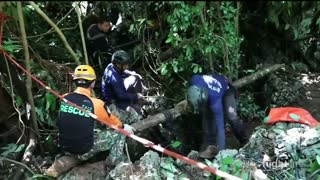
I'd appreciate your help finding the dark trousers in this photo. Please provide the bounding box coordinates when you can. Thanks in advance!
[200,87,247,150]
[223,87,248,144]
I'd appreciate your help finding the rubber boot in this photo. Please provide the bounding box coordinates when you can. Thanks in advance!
[45,154,81,177]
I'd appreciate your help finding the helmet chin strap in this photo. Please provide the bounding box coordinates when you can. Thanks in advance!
[114,63,125,72]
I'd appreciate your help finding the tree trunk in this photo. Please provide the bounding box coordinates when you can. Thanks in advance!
[11,2,40,179]
[75,2,89,65]
[17,1,39,141]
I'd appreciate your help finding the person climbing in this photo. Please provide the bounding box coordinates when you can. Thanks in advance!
[86,16,114,72]
[45,65,136,177]
[186,74,248,159]
[101,50,149,116]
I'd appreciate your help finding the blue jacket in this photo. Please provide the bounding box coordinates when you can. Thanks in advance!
[190,74,229,150]
[101,63,138,109]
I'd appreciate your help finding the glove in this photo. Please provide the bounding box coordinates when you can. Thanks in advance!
[137,93,144,100]
[123,124,136,134]
[137,93,151,105]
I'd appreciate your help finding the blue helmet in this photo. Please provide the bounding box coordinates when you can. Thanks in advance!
[111,50,132,65]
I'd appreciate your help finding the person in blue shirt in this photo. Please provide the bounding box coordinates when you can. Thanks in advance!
[187,74,248,159]
[101,50,148,115]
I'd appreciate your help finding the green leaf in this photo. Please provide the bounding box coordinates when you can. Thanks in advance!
[165,37,173,44]
[272,128,285,134]
[45,93,56,111]
[161,163,179,173]
[1,143,18,156]
[240,172,250,180]
[32,173,55,180]
[234,159,243,169]
[46,135,54,145]
[128,24,135,33]
[263,116,270,123]
[146,20,154,26]
[16,96,24,107]
[1,143,16,150]
[222,156,234,165]
[173,65,178,73]
[310,161,320,172]
[36,107,45,122]
[317,155,320,165]
[205,159,213,167]
[160,65,168,76]
[14,144,25,153]
[289,113,300,121]
[313,148,320,155]
[171,141,182,148]
[285,24,290,30]
[193,65,199,73]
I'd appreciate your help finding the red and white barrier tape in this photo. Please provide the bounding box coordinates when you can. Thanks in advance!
[0,50,241,180]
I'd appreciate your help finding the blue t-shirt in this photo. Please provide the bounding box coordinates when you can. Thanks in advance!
[190,74,229,99]
[101,63,138,108]
[190,74,229,150]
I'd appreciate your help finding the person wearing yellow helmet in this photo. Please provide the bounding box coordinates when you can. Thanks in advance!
[45,65,136,177]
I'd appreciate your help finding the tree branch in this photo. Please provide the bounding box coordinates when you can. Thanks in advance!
[232,64,285,88]
[17,1,39,141]
[159,38,195,61]
[0,156,35,175]
[28,1,80,65]
[75,2,88,65]
[11,3,39,179]
[27,26,77,39]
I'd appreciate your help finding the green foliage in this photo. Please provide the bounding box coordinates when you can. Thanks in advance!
[204,156,250,180]
[0,143,25,157]
[266,1,320,41]
[2,39,22,54]
[160,157,179,179]
[34,91,58,128]
[170,140,182,148]
[163,2,242,79]
[238,91,265,121]
[128,2,242,98]
[310,148,320,173]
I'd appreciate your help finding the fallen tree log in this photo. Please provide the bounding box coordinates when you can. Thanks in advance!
[132,63,285,132]
[232,63,285,88]
[132,100,187,132]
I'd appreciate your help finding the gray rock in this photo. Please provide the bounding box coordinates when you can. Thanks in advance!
[106,150,161,180]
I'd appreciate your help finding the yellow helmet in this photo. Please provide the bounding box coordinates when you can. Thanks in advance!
[73,65,96,81]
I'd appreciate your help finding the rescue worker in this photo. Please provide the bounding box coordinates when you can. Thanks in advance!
[45,65,135,177]
[101,50,149,116]
[187,74,248,159]
[86,16,114,71]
